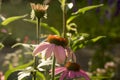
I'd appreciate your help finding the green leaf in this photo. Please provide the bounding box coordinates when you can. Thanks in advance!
[67,15,78,24]
[23,19,60,35]
[1,14,28,26]
[41,23,60,35]
[72,4,103,15]
[91,36,106,42]
[12,43,36,50]
[67,4,103,24]
[36,71,46,80]
[23,19,36,24]
[5,60,34,80]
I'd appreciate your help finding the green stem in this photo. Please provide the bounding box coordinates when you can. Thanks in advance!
[36,17,41,44]
[62,8,67,38]
[33,17,41,80]
[51,55,56,80]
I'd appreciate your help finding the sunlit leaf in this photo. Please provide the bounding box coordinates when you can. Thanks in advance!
[91,36,106,42]
[67,4,103,24]
[67,15,78,24]
[72,4,103,15]
[36,71,46,80]
[23,19,60,35]
[1,14,28,26]
[5,60,34,80]
[12,43,37,50]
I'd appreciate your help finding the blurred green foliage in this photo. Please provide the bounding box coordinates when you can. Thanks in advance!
[0,0,120,40]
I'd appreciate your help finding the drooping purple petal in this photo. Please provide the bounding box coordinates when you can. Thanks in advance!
[33,42,50,56]
[78,70,90,80]
[60,71,68,80]
[66,48,76,62]
[45,43,55,58]
[68,71,76,79]
[54,46,66,64]
[54,67,66,75]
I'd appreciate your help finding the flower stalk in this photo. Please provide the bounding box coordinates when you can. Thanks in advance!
[62,0,67,38]
[62,9,66,38]
[51,55,56,80]
[36,17,41,44]
[33,17,41,80]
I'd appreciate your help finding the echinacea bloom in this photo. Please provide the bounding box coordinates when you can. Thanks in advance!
[55,62,90,80]
[33,35,68,64]
[30,3,49,18]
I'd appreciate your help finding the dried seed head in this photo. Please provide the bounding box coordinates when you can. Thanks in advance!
[30,3,49,18]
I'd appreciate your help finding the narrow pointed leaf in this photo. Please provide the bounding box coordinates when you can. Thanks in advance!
[67,4,103,24]
[91,36,106,42]
[67,15,78,24]
[1,14,28,26]
[23,19,60,35]
[12,43,36,50]
[72,4,103,15]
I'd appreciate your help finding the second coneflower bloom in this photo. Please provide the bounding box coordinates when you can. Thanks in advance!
[55,62,90,80]
[33,35,68,64]
[30,3,49,18]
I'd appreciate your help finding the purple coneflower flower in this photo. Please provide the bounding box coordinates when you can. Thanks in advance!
[33,35,68,64]
[55,62,90,80]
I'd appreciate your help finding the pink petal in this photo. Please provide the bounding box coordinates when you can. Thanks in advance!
[55,67,66,75]
[78,70,90,80]
[60,71,68,80]
[54,46,66,64]
[33,42,50,56]
[66,48,76,62]
[67,71,76,79]
[45,44,55,59]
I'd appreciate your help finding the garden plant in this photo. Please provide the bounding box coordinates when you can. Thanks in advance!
[0,0,117,80]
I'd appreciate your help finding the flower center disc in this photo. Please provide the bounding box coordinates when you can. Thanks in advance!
[65,62,80,71]
[47,35,68,47]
